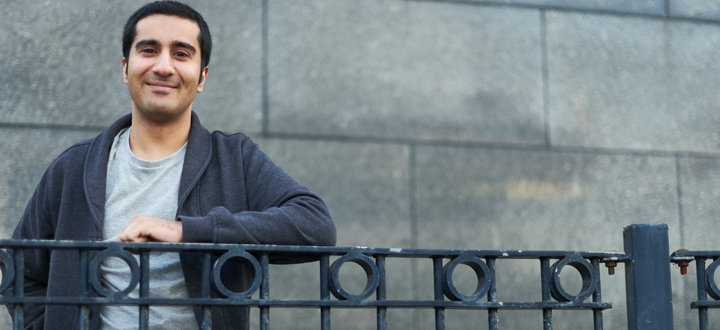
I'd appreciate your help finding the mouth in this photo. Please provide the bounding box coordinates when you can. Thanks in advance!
[146,81,178,93]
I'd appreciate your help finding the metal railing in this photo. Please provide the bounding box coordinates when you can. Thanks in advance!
[0,224,689,329]
[671,249,720,330]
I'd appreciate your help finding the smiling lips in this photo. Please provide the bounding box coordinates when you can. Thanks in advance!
[145,79,179,92]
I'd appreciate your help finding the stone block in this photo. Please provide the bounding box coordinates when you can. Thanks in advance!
[414,146,679,250]
[188,0,264,134]
[670,0,720,20]
[414,145,680,328]
[467,0,665,15]
[663,21,720,152]
[268,0,544,144]
[0,1,128,126]
[256,138,411,248]
[678,157,720,250]
[252,257,416,330]
[547,12,720,152]
[255,138,413,329]
[0,0,263,134]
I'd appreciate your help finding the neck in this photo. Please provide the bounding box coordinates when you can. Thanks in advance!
[128,109,191,161]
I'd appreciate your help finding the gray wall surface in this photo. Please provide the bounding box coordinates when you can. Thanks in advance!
[1,0,719,328]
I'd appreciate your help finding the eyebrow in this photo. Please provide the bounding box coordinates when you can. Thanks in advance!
[134,39,197,54]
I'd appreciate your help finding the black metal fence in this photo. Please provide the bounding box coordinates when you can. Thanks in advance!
[0,224,708,329]
[671,249,720,330]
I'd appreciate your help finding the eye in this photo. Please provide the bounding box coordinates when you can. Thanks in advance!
[140,48,156,54]
[175,51,190,58]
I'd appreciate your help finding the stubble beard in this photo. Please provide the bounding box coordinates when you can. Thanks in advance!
[132,75,195,125]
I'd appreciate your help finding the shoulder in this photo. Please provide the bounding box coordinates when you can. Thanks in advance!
[43,123,113,180]
[210,130,252,143]
[207,131,276,168]
[209,131,259,153]
[46,138,93,172]
[29,137,95,209]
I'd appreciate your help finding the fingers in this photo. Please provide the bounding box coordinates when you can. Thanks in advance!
[117,214,148,242]
[117,214,183,243]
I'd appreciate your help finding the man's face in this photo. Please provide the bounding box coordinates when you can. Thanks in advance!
[122,14,208,123]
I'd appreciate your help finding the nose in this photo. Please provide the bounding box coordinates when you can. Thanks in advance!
[152,51,174,76]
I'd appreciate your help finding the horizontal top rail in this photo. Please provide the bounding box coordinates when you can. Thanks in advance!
[0,239,628,261]
[672,250,720,258]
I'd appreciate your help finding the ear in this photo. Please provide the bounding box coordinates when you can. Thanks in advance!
[122,58,128,85]
[196,66,209,93]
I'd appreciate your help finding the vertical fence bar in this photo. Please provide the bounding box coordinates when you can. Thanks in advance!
[433,257,445,330]
[540,258,552,330]
[696,257,708,330]
[591,258,603,330]
[260,252,270,330]
[486,257,498,330]
[623,224,673,330]
[139,251,150,330]
[12,249,24,330]
[200,252,212,330]
[320,255,331,330]
[78,249,89,330]
[376,255,387,330]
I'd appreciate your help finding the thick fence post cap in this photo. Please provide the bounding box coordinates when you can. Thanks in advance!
[623,223,673,330]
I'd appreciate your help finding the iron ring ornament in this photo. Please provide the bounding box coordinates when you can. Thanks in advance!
[329,250,380,301]
[90,245,140,300]
[704,258,720,300]
[442,254,492,302]
[549,253,598,302]
[212,247,262,299]
[0,249,14,294]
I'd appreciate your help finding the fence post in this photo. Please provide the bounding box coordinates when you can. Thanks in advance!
[623,224,673,330]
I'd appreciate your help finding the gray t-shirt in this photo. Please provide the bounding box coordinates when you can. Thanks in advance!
[100,127,198,330]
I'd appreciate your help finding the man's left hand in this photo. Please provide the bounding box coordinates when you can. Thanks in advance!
[117,214,183,243]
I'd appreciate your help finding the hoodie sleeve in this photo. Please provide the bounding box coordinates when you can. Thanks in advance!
[178,135,336,247]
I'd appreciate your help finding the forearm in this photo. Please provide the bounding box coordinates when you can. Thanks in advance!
[179,196,335,246]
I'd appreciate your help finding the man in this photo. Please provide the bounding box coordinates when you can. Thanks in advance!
[7,1,336,329]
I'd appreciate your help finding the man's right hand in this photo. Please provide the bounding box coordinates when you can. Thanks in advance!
[117,214,183,243]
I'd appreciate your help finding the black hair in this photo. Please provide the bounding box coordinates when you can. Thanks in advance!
[122,1,212,79]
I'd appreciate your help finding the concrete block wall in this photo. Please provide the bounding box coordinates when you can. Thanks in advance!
[2,0,720,328]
